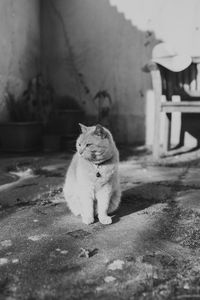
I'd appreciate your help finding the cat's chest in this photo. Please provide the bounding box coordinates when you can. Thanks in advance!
[90,163,114,181]
[78,159,115,183]
[93,164,111,179]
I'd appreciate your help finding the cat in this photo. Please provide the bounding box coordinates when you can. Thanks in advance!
[63,123,121,225]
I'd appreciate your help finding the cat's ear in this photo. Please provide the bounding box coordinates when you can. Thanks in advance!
[94,124,107,138]
[79,123,88,133]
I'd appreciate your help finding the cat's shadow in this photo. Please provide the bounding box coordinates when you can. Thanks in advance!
[110,187,159,224]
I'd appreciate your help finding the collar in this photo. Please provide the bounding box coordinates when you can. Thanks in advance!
[93,156,113,166]
[93,156,113,178]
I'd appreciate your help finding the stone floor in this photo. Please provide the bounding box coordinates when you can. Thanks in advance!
[1,147,200,299]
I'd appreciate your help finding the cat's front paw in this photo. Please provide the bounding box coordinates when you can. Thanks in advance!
[99,215,112,225]
[82,216,94,225]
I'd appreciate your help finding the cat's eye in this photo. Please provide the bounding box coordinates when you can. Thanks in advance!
[86,143,92,147]
[78,143,81,147]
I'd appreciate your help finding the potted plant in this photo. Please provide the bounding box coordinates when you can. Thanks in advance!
[93,90,112,127]
[0,74,54,152]
[51,95,84,151]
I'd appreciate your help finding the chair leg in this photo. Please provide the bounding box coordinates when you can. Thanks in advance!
[163,113,171,153]
[153,110,161,160]
[150,65,162,160]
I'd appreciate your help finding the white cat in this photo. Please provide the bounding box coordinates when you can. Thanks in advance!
[63,124,121,225]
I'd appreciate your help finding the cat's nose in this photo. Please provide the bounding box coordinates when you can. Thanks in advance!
[79,149,84,155]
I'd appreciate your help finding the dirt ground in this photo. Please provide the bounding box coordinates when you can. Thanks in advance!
[1,147,200,300]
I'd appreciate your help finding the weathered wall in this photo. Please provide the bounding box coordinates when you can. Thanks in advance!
[0,0,40,121]
[41,0,200,146]
[41,0,152,145]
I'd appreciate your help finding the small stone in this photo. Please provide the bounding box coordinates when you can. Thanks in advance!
[108,259,125,270]
[12,258,19,264]
[33,219,39,223]
[28,234,47,241]
[96,287,104,292]
[0,240,12,248]
[183,282,190,290]
[0,258,8,265]
[56,248,61,252]
[60,250,68,255]
[104,276,116,283]
[28,235,41,241]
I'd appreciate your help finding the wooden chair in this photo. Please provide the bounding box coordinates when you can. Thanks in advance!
[148,57,200,159]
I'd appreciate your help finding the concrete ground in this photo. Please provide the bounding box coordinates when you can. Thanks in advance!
[1,147,200,299]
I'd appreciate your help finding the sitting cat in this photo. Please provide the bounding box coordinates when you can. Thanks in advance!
[63,124,121,225]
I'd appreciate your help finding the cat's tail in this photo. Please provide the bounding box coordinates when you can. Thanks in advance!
[108,188,121,215]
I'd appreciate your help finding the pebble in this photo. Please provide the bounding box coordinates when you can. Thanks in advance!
[28,234,47,241]
[0,240,12,248]
[183,282,190,290]
[96,287,104,292]
[28,235,41,241]
[108,259,125,270]
[60,250,68,255]
[104,276,116,283]
[0,258,8,265]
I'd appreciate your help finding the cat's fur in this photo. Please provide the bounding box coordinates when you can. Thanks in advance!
[63,124,121,225]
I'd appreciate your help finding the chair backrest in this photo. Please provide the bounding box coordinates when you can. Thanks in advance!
[158,62,200,100]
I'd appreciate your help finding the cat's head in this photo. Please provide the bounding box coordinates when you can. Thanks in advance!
[76,124,115,164]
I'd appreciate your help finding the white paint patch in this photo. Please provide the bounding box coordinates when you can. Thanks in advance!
[104,276,116,283]
[0,258,9,265]
[28,234,48,241]
[108,260,125,270]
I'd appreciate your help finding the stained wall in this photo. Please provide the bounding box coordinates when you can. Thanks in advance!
[0,0,40,120]
[41,0,152,144]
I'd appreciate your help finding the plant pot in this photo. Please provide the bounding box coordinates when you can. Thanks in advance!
[60,136,76,152]
[43,134,61,152]
[0,122,43,152]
